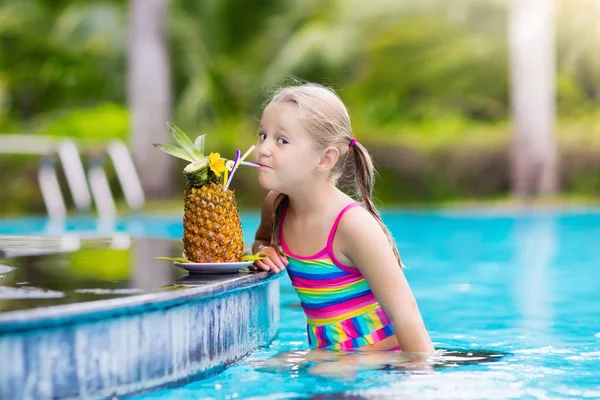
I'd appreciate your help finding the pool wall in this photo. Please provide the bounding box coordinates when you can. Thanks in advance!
[0,273,280,400]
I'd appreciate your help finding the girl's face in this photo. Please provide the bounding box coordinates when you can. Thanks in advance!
[254,101,321,193]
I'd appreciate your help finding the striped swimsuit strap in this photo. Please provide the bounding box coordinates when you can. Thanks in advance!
[279,202,397,350]
[279,201,362,270]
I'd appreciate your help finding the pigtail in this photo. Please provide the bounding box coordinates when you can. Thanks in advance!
[351,142,403,267]
[270,193,289,253]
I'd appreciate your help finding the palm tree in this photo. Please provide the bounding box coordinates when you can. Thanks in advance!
[128,0,173,197]
[508,0,558,197]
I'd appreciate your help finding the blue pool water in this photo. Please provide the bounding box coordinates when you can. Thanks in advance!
[2,209,600,399]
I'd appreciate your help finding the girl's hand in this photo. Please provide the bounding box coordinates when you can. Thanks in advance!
[252,246,288,273]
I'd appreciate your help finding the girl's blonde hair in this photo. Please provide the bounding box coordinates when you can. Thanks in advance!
[267,82,402,266]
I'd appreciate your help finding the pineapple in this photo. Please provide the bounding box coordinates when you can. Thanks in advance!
[154,123,244,263]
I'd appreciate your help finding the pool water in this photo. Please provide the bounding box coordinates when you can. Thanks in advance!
[2,209,600,399]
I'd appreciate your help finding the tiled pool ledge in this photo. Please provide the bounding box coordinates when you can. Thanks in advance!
[0,237,281,400]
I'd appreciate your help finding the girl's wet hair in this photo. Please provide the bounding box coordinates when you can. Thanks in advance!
[266,82,402,266]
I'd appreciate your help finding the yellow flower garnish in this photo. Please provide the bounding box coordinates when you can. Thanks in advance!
[209,152,227,177]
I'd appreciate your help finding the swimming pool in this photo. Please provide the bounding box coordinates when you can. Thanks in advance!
[2,209,600,399]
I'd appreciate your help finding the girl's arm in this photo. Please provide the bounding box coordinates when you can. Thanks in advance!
[338,208,434,353]
[252,191,288,273]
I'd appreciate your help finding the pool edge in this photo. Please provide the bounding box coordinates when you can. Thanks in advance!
[0,273,281,400]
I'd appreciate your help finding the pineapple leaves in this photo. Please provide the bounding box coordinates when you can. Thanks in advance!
[155,256,191,263]
[153,143,195,162]
[241,252,268,262]
[166,122,203,160]
[159,284,190,291]
[194,134,206,157]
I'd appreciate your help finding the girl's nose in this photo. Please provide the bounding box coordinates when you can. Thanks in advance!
[255,141,271,159]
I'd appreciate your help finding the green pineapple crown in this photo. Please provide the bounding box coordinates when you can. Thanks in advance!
[154,122,222,187]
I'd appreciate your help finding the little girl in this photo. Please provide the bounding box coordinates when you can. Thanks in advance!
[251,83,433,353]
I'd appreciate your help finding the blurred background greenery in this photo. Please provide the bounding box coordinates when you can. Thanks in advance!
[0,0,599,216]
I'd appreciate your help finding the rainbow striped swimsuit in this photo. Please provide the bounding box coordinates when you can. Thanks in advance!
[280,202,396,350]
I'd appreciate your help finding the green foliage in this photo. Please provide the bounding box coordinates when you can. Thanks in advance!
[0,0,126,121]
[556,0,600,109]
[42,102,128,140]
[345,12,509,123]
[1,0,600,214]
[0,156,44,215]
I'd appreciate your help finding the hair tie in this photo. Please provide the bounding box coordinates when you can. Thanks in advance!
[349,138,357,148]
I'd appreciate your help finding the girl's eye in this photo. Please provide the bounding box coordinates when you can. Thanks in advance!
[258,132,266,140]
[277,138,289,145]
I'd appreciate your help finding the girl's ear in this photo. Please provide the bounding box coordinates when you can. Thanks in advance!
[317,146,340,171]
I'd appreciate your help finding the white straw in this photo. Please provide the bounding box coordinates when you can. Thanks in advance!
[240,145,255,163]
[223,145,255,191]
[240,161,260,168]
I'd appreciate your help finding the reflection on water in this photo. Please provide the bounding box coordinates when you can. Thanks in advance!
[132,238,175,292]
[74,288,145,295]
[0,238,188,312]
[511,217,557,347]
[0,286,65,299]
[251,348,507,379]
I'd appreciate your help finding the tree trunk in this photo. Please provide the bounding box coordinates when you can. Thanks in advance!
[508,0,558,198]
[128,0,174,198]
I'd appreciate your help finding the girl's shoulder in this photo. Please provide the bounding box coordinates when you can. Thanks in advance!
[337,202,375,227]
[328,191,372,230]
[334,203,387,245]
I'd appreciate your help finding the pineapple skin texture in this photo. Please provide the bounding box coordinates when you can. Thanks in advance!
[183,182,244,263]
